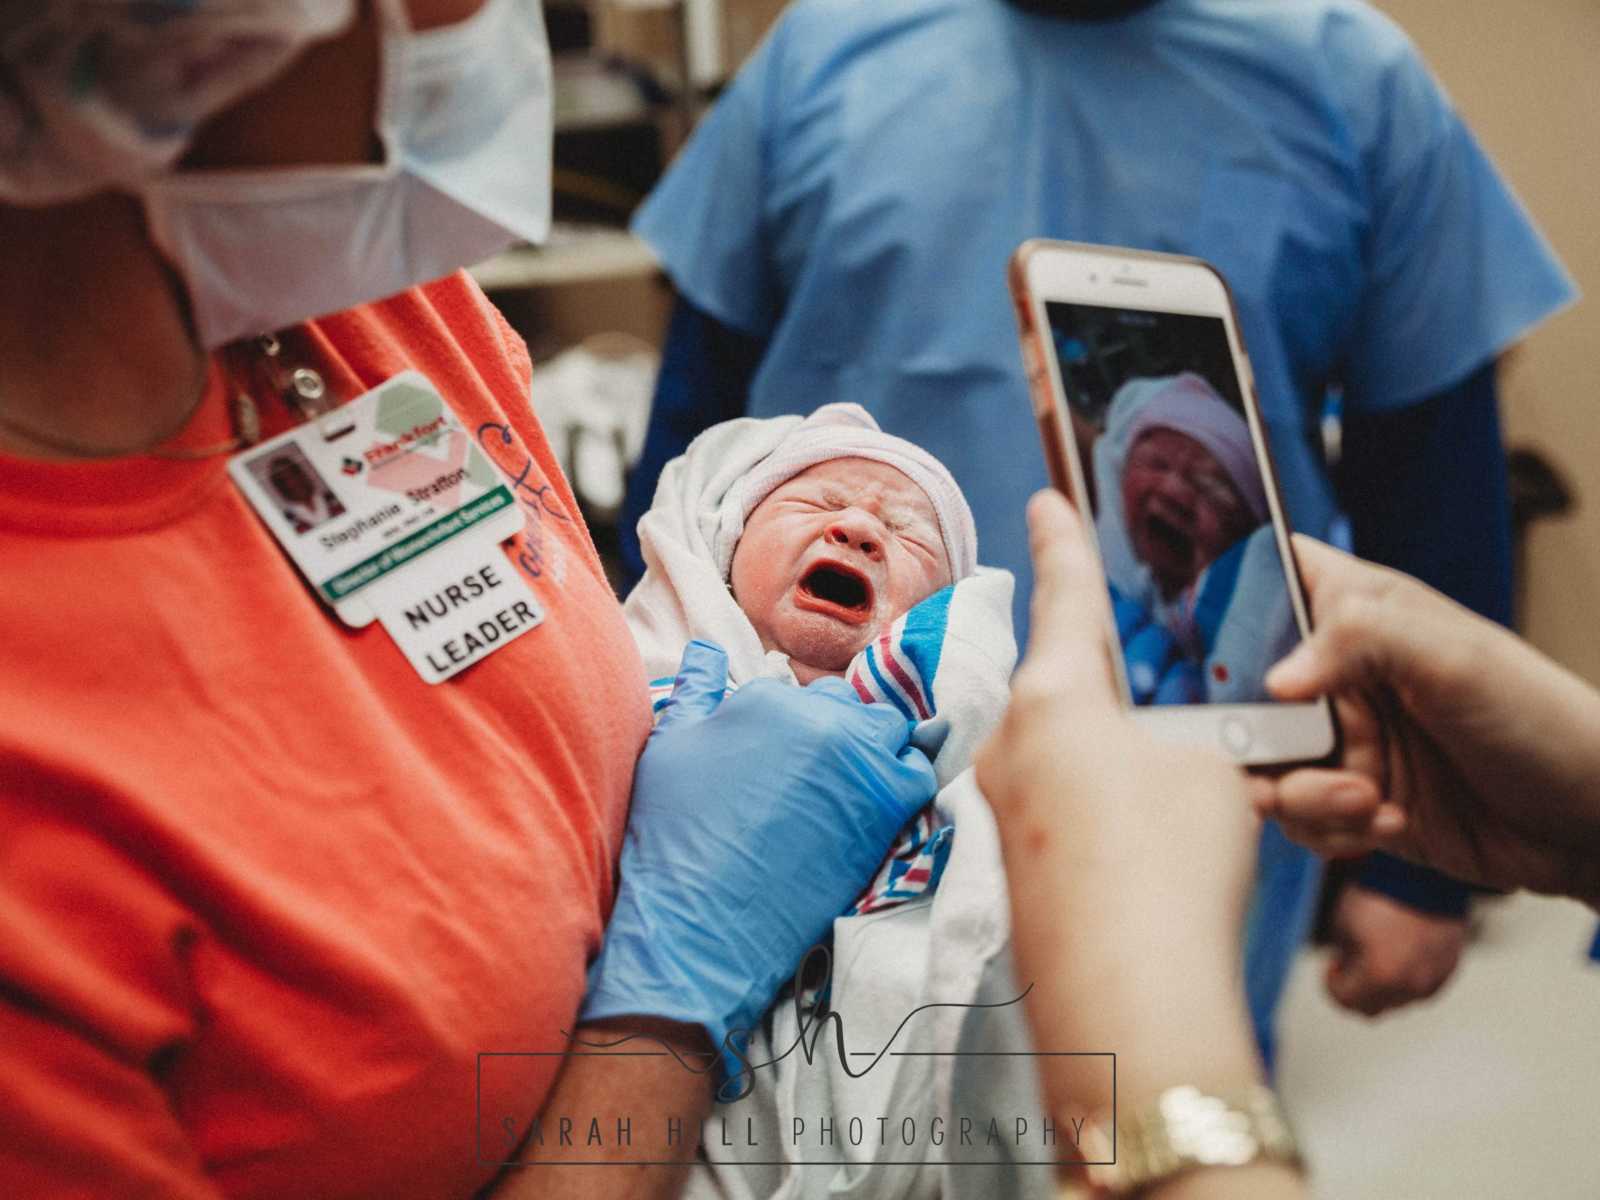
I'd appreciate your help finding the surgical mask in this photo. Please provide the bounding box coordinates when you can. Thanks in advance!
[141,0,553,348]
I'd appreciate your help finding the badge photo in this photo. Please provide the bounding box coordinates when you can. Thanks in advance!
[230,371,526,626]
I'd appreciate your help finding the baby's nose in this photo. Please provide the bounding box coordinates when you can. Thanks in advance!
[1155,470,1198,508]
[824,517,883,562]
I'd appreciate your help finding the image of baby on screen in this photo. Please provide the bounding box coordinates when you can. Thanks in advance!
[1046,298,1302,707]
[1091,371,1298,705]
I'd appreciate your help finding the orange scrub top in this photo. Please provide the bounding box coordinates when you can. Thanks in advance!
[0,274,652,1199]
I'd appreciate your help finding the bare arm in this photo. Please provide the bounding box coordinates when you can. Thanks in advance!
[980,491,1310,1200]
[1147,1165,1307,1199]
[488,1019,715,1200]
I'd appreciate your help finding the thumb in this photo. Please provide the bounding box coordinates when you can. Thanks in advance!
[885,744,940,826]
[1324,912,1367,1002]
[1266,536,1388,702]
[1325,945,1366,1007]
[654,640,730,730]
[1265,632,1342,704]
[1020,489,1119,704]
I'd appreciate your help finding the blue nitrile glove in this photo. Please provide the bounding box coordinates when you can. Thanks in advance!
[580,640,937,1086]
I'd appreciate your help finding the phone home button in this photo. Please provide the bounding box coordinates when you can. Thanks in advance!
[1219,716,1253,757]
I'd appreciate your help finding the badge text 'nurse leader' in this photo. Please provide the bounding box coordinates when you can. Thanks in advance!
[368,536,545,684]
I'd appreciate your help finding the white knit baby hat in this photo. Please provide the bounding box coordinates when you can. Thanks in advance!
[712,403,978,581]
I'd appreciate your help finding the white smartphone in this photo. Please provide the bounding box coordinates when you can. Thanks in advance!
[1009,239,1337,768]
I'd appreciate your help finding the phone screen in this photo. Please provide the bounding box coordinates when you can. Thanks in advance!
[1041,299,1304,707]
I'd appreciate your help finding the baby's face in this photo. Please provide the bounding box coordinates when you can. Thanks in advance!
[731,458,951,682]
[1121,427,1255,596]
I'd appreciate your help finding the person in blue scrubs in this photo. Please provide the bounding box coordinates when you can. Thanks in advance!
[620,0,1576,1058]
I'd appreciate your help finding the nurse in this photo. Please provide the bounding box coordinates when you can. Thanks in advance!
[0,4,935,1197]
[619,0,1575,1039]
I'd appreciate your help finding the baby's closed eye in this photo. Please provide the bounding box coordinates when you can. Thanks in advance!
[894,529,937,555]
[781,495,834,513]
[884,510,938,545]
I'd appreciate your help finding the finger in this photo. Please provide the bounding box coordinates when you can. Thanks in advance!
[1287,534,1392,607]
[1265,640,1363,703]
[1271,768,1382,827]
[654,640,729,730]
[804,673,917,752]
[1020,489,1119,704]
[1270,539,1451,707]
[886,744,940,823]
[1329,976,1393,1018]
[1267,537,1384,701]
[1371,804,1408,839]
[1245,775,1278,818]
[1278,817,1382,860]
[1269,765,1412,855]
[806,674,863,703]
[1334,967,1409,1018]
[1285,533,1354,598]
[1325,950,1374,1012]
[1265,614,1363,702]
[1325,944,1354,991]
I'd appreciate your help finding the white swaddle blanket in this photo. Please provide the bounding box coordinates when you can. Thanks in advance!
[624,412,1061,1200]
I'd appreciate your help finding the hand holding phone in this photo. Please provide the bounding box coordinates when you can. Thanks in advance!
[977,488,1265,1122]
[1009,239,1337,767]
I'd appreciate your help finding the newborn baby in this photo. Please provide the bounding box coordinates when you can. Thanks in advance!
[1093,372,1295,705]
[623,405,1033,1200]
[710,404,980,722]
[1120,423,1261,601]
[731,457,954,683]
[627,402,1004,762]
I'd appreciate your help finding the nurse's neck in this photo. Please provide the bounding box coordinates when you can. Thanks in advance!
[0,194,207,461]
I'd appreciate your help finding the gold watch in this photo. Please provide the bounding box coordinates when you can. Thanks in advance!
[1066,1084,1304,1197]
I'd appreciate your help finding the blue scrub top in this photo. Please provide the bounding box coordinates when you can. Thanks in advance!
[633,0,1575,1058]
[636,0,1573,640]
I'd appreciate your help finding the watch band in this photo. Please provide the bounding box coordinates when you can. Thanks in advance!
[1069,1083,1304,1197]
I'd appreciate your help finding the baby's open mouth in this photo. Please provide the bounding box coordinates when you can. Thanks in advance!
[794,561,875,624]
[1143,513,1194,564]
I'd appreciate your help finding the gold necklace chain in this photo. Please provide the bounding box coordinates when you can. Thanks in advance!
[0,361,217,460]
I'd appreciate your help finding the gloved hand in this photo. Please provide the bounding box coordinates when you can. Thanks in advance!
[580,640,937,1087]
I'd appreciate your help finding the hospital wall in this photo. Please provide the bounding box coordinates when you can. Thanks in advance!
[1378,0,1600,683]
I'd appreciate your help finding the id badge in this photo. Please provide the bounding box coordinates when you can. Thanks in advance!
[364,534,545,684]
[229,371,524,626]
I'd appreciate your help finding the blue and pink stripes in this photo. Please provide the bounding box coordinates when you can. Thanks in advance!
[846,807,953,916]
[646,585,960,918]
[847,585,952,723]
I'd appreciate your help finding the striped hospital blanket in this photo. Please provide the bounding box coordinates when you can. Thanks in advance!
[648,586,959,917]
